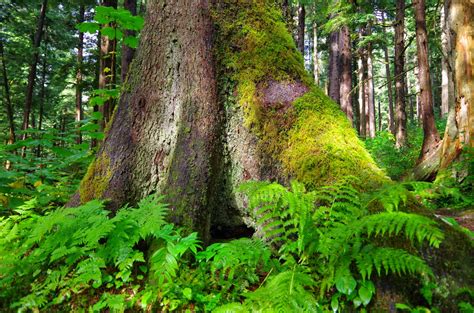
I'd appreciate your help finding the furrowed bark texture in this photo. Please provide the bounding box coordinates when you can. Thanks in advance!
[75,0,386,241]
[77,0,219,243]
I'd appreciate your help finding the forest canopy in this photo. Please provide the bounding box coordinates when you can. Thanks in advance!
[0,0,473,312]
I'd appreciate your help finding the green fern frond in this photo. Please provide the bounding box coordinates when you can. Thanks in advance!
[244,268,319,312]
[355,245,433,280]
[359,212,444,247]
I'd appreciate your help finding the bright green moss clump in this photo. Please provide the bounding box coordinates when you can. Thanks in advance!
[282,90,387,189]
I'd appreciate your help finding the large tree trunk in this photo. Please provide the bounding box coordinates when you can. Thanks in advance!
[439,0,474,168]
[414,0,441,162]
[0,41,15,146]
[99,0,118,131]
[21,0,47,144]
[72,0,386,242]
[76,5,85,144]
[395,0,407,148]
[340,25,353,125]
[121,0,137,83]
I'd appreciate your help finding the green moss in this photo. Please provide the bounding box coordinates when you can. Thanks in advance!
[213,0,387,191]
[213,0,312,129]
[79,151,112,203]
[281,90,387,189]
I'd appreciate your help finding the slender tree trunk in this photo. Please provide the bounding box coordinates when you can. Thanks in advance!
[395,0,407,148]
[37,55,47,157]
[414,0,441,160]
[99,0,118,131]
[121,0,137,82]
[21,0,47,145]
[378,100,382,131]
[440,0,454,117]
[340,25,353,125]
[312,22,319,85]
[367,37,376,138]
[76,5,85,144]
[91,32,101,149]
[0,41,15,146]
[382,13,395,134]
[328,30,340,103]
[359,55,367,138]
[297,2,305,55]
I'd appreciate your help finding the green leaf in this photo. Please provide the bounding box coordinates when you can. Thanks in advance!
[101,26,117,40]
[335,270,357,295]
[124,36,139,48]
[183,288,192,300]
[358,285,373,306]
[331,295,339,312]
[76,22,100,33]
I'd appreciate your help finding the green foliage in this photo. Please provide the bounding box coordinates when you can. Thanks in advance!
[0,126,97,215]
[0,195,199,312]
[239,179,443,311]
[77,6,144,48]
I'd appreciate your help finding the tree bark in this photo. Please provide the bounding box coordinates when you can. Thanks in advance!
[21,0,47,144]
[358,53,367,138]
[340,25,353,125]
[297,2,305,55]
[440,0,454,117]
[381,12,395,135]
[414,0,441,161]
[439,0,474,168]
[99,0,118,131]
[367,32,376,138]
[72,0,386,242]
[312,22,319,85]
[37,54,47,157]
[328,30,340,103]
[395,0,407,148]
[0,41,15,146]
[121,0,137,83]
[76,5,85,144]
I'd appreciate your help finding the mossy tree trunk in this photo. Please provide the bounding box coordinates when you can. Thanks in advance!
[73,0,386,242]
[395,0,407,148]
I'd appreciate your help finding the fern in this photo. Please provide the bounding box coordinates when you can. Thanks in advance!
[240,179,444,309]
[0,194,200,312]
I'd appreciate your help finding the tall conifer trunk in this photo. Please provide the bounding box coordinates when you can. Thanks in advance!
[395,0,407,148]
[414,0,441,161]
[21,0,47,144]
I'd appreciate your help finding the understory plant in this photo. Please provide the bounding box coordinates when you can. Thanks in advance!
[0,179,449,312]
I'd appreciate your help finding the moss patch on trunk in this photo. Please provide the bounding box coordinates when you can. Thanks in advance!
[213,0,387,190]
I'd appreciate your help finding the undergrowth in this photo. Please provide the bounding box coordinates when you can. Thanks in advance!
[0,178,458,312]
